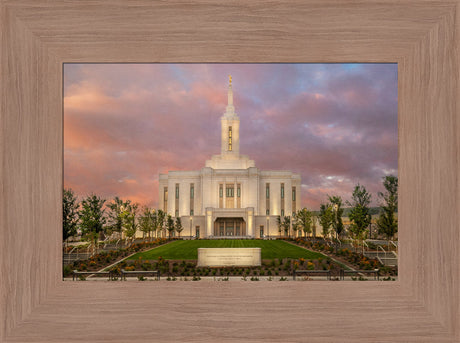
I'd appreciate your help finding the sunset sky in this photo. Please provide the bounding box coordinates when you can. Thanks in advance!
[64,63,397,210]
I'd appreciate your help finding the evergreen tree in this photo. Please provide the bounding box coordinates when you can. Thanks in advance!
[376,175,398,241]
[156,210,166,238]
[328,195,344,240]
[282,216,291,237]
[63,188,79,242]
[166,214,175,239]
[276,215,282,236]
[347,184,372,243]
[79,194,106,254]
[150,209,159,239]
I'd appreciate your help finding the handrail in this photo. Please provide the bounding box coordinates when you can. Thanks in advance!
[351,239,359,253]
[363,240,369,252]
[86,244,94,258]
[390,241,398,253]
[377,245,387,259]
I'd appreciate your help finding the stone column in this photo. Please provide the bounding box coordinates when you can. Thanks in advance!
[247,208,254,237]
[205,208,213,238]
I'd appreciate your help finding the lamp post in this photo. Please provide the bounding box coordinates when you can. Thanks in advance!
[190,216,193,240]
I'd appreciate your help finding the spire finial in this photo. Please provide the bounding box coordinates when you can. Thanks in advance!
[227,75,233,107]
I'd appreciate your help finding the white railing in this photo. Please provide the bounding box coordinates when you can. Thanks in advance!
[377,245,387,260]
[363,240,369,253]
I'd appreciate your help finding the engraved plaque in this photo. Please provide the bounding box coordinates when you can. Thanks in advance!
[197,248,261,267]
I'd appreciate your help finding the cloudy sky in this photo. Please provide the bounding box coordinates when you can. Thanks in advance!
[64,63,397,210]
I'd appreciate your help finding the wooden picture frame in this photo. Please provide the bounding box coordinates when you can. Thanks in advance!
[1,1,458,342]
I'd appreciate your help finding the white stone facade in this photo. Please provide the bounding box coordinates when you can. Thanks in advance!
[158,77,301,238]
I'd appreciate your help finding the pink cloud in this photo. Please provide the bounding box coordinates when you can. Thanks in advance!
[64,63,397,210]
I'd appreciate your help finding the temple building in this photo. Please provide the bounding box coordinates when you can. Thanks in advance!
[158,76,301,238]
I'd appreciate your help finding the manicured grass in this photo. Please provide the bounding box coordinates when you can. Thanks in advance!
[128,240,326,260]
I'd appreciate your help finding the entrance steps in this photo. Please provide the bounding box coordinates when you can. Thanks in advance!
[207,236,252,240]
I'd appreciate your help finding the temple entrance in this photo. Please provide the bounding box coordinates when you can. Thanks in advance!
[214,217,246,237]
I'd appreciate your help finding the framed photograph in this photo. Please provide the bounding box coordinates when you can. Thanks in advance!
[1,1,458,342]
[62,63,399,281]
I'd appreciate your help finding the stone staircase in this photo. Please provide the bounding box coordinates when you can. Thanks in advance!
[63,252,92,265]
[364,250,398,266]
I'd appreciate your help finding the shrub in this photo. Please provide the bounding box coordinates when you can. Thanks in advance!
[63,265,72,277]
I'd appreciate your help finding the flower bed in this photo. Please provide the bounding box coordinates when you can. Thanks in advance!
[102,255,343,278]
[63,238,169,277]
[291,238,398,276]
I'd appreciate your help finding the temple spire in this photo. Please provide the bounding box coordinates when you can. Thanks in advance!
[221,76,239,156]
[225,75,235,115]
[227,74,234,107]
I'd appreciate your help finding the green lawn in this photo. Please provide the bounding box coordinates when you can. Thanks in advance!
[128,240,326,260]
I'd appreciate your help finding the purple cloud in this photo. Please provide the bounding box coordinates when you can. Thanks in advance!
[64,63,397,209]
